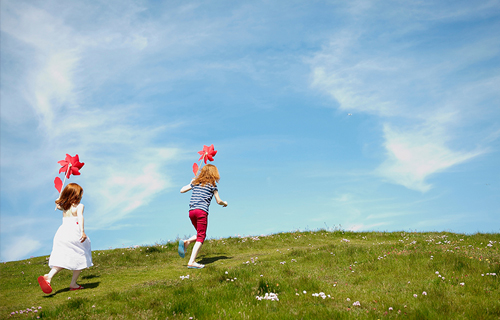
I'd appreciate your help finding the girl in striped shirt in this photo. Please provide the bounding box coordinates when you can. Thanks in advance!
[179,164,227,269]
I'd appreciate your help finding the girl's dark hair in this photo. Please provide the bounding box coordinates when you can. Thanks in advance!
[55,183,83,211]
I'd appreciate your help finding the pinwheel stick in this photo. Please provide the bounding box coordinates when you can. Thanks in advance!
[59,164,72,194]
[195,152,208,176]
[54,164,71,210]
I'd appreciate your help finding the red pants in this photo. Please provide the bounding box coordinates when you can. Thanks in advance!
[189,209,208,243]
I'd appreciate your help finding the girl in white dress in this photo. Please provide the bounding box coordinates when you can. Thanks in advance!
[37,183,93,294]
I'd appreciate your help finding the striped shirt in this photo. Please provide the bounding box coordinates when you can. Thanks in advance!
[189,183,218,214]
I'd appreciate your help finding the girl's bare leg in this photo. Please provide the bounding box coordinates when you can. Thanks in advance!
[70,270,82,288]
[184,235,197,248]
[188,241,203,265]
[46,266,64,284]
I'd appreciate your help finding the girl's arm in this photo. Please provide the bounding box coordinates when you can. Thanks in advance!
[76,204,87,243]
[214,190,228,207]
[180,180,194,193]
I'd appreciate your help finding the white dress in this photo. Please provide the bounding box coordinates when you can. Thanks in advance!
[48,206,93,270]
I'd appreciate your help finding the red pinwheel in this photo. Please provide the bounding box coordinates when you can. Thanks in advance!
[54,154,85,193]
[198,144,217,164]
[192,144,217,177]
[58,154,85,178]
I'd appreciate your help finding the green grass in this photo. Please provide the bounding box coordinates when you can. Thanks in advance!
[1,230,499,319]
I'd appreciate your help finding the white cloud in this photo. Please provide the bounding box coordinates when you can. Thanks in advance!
[1,1,186,237]
[376,124,483,192]
[308,3,499,192]
[1,2,81,129]
[310,34,403,117]
[86,148,179,229]
[31,50,80,129]
[2,236,41,262]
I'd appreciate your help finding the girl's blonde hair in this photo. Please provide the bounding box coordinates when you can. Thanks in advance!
[193,164,220,187]
[55,183,84,211]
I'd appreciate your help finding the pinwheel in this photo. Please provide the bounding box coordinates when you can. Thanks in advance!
[54,154,85,193]
[192,144,217,176]
[198,144,217,164]
[58,154,85,178]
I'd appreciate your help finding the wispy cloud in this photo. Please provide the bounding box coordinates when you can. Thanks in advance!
[0,1,185,233]
[1,2,81,129]
[2,0,499,261]
[2,0,269,261]
[308,2,499,192]
[85,147,180,229]
[2,235,41,262]
[376,123,483,192]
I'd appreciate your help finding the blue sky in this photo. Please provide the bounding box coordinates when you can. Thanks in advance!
[1,0,499,262]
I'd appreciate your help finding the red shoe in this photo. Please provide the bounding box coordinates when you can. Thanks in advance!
[37,276,52,294]
[70,285,84,291]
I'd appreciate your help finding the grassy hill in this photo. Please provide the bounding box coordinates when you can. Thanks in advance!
[1,229,499,319]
